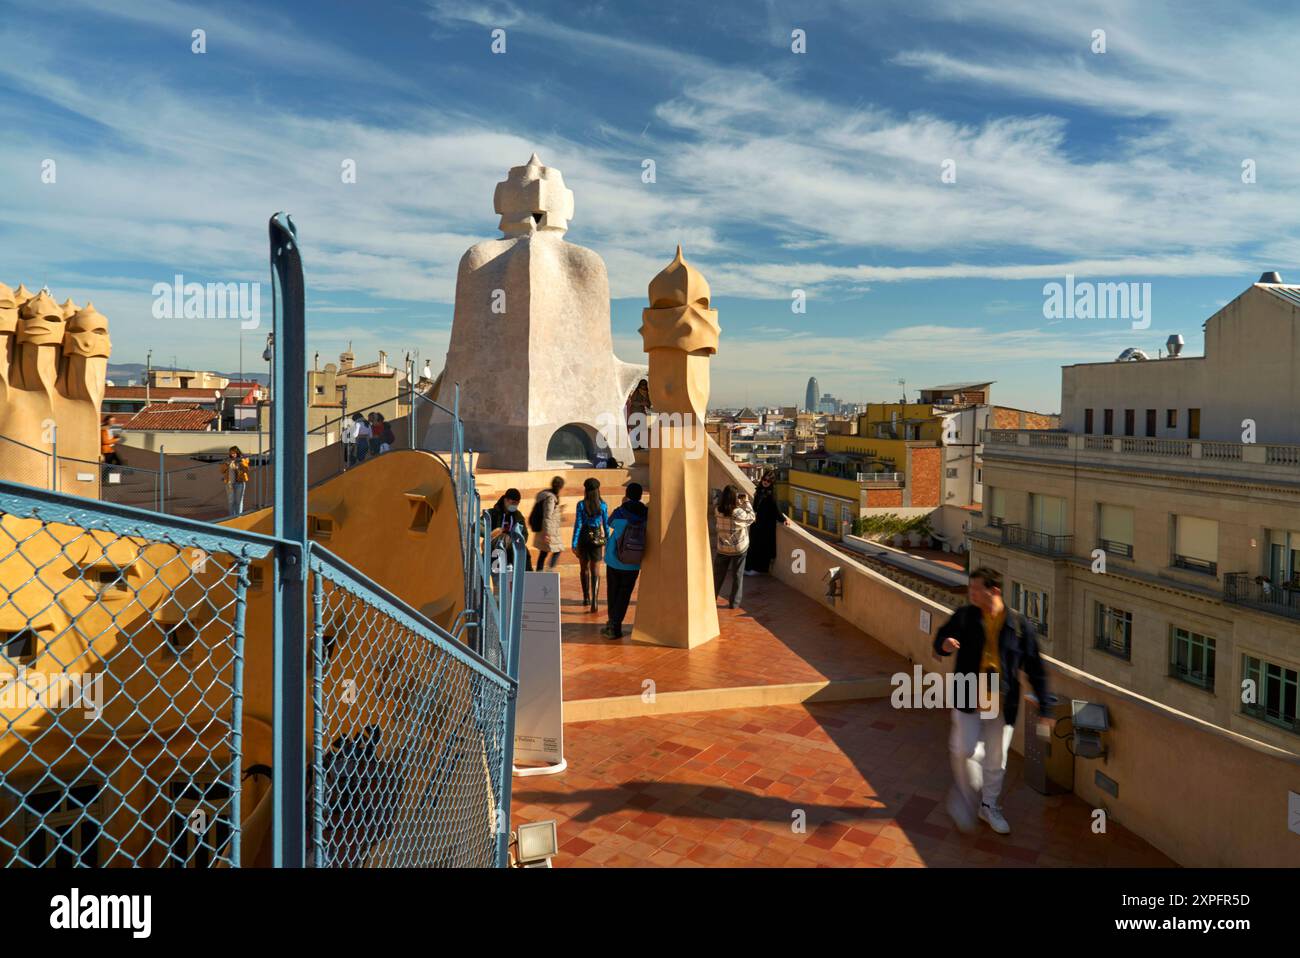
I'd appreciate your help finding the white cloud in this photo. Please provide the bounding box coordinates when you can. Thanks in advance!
[5,0,1294,392]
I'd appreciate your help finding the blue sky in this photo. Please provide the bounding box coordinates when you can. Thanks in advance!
[3,0,1298,411]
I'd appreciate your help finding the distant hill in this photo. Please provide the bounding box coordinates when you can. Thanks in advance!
[106,363,269,386]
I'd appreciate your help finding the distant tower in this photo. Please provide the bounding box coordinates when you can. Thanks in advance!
[805,376,819,412]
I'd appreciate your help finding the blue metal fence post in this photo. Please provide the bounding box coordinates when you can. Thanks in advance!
[408,357,415,450]
[310,571,325,866]
[495,526,527,865]
[269,212,309,868]
[230,554,251,867]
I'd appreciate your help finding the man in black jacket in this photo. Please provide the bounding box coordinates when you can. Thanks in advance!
[933,566,1054,835]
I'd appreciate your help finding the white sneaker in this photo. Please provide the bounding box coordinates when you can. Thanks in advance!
[946,787,976,833]
[978,803,1011,834]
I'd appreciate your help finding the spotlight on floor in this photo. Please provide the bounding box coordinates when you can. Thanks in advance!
[513,820,558,867]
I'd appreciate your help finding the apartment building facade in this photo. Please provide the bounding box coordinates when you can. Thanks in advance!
[972,274,1300,754]
[784,387,1059,540]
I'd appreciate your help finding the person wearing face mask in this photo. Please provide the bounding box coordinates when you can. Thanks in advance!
[745,469,791,576]
[489,488,533,572]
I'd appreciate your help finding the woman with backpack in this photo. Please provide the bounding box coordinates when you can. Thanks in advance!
[602,483,647,639]
[529,476,565,569]
[571,477,610,613]
[713,484,756,608]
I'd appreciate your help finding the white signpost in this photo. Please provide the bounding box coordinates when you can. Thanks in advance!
[511,570,566,776]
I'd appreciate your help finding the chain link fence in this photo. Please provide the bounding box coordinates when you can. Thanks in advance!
[0,486,271,867]
[0,435,55,492]
[309,547,514,867]
[0,384,523,868]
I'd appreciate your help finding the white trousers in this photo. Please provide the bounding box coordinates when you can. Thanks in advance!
[949,708,1014,808]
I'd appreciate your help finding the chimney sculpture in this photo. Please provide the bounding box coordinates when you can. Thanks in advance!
[630,247,721,649]
[0,285,110,496]
[430,155,645,468]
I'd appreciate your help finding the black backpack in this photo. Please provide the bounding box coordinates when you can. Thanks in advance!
[578,502,606,548]
[528,496,546,533]
[615,518,646,565]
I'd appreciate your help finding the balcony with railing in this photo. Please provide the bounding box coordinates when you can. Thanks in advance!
[1224,572,1300,619]
[1097,537,1134,559]
[999,523,1073,557]
[982,429,1300,485]
[856,471,904,483]
[1172,554,1217,576]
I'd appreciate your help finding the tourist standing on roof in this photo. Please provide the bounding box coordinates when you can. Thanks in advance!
[713,484,756,609]
[602,483,647,639]
[221,445,251,516]
[571,477,609,614]
[933,566,1055,836]
[529,476,565,570]
[745,469,790,576]
[489,488,532,572]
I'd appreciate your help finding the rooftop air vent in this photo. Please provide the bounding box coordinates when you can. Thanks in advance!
[1116,347,1150,362]
[1166,334,1184,357]
[1259,271,1283,284]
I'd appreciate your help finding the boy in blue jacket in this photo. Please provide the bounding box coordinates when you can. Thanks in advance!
[601,483,648,639]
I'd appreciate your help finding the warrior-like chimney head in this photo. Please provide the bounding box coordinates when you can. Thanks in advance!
[17,290,65,346]
[493,153,575,236]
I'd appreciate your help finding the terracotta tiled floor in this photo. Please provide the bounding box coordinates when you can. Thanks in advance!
[512,538,1172,867]
[546,551,906,701]
[512,698,1176,868]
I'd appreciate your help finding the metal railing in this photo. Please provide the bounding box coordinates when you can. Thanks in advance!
[1097,538,1134,559]
[1172,554,1217,576]
[1000,523,1073,556]
[0,480,524,868]
[987,429,1300,471]
[0,211,523,868]
[0,435,57,491]
[1224,572,1300,619]
[0,482,273,867]
[308,534,520,867]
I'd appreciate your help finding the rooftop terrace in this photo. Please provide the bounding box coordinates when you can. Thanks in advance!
[510,551,1175,867]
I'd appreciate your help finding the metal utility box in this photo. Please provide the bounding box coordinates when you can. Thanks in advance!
[1021,699,1073,795]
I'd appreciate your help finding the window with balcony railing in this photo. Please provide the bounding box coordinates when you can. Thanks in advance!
[1097,503,1134,559]
[987,487,1006,528]
[1172,515,1218,576]
[1242,655,1300,734]
[1170,627,1215,691]
[1094,603,1132,660]
[1223,573,1300,619]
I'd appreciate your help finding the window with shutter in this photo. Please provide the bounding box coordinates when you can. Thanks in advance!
[1174,515,1218,574]
[1098,504,1135,557]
